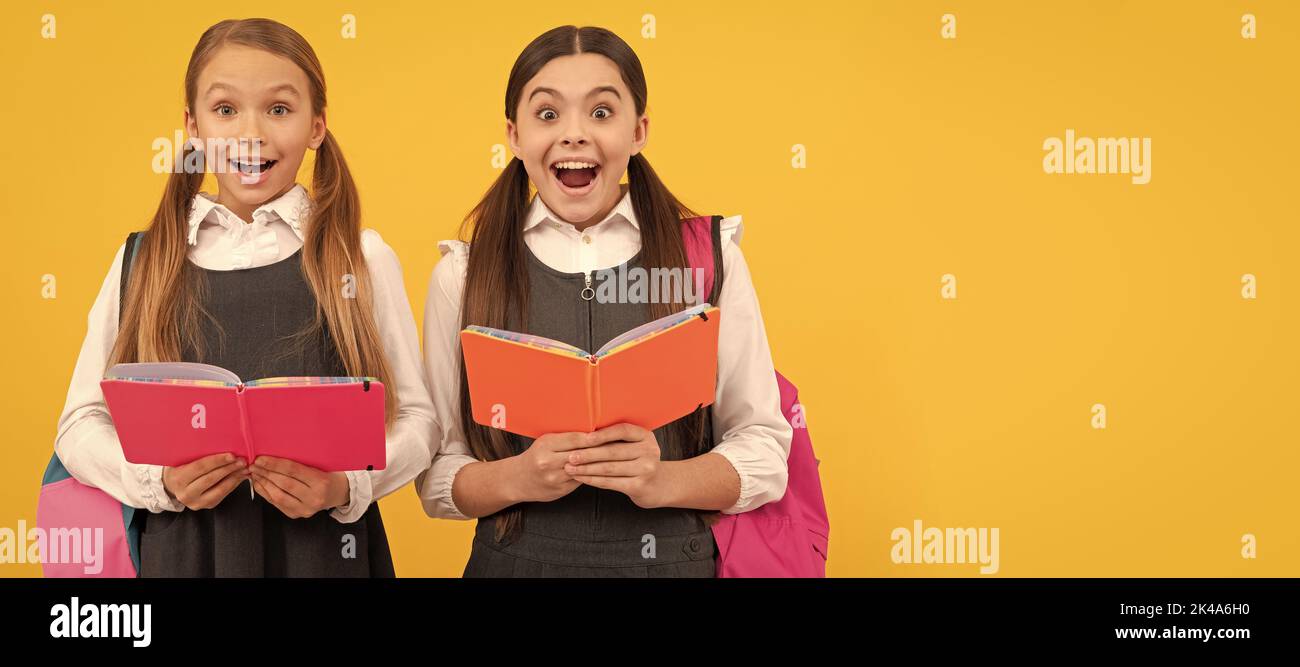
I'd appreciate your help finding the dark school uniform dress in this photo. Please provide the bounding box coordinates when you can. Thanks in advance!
[123,233,395,577]
[463,247,718,577]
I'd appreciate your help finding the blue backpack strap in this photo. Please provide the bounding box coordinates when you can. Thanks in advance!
[118,231,146,574]
[41,452,73,485]
[119,231,144,321]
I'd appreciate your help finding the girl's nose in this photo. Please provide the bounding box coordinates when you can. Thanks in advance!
[238,135,265,157]
[560,117,588,146]
[238,118,266,148]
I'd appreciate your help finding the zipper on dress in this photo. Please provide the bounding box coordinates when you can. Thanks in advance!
[583,270,600,531]
[582,271,595,355]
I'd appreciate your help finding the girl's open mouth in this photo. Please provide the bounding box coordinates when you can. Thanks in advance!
[550,159,600,196]
[230,158,278,184]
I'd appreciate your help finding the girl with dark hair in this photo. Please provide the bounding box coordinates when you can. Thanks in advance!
[418,26,791,577]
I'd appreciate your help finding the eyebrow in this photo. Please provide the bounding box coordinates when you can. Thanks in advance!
[204,82,302,99]
[527,85,622,102]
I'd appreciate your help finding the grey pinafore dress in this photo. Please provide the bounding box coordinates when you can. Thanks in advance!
[123,232,395,577]
[462,246,718,577]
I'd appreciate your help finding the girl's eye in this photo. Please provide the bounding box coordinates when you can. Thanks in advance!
[215,104,236,116]
[269,104,289,116]
[538,108,558,121]
[592,106,612,120]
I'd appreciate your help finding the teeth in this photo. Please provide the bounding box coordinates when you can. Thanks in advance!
[554,161,597,170]
[231,160,274,172]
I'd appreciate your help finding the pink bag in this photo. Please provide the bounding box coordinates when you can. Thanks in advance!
[37,462,139,578]
[681,216,830,577]
[36,231,148,578]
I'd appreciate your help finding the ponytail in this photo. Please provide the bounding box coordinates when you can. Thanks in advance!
[458,157,533,543]
[298,128,397,425]
[111,143,210,369]
[626,153,712,464]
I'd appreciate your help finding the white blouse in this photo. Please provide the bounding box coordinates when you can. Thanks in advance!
[417,192,793,519]
[53,184,437,524]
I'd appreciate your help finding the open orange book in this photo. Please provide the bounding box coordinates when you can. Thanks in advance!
[460,304,720,438]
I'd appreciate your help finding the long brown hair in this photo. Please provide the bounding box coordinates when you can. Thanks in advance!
[460,26,711,542]
[109,18,396,425]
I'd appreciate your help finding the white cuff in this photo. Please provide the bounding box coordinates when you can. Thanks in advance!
[329,470,374,524]
[134,464,184,513]
[711,446,788,515]
[421,456,475,520]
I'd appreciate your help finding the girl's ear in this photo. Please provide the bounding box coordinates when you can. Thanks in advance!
[506,119,521,158]
[309,112,327,150]
[184,108,201,150]
[631,114,649,156]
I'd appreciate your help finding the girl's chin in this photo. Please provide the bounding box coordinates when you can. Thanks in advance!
[219,175,288,198]
[541,186,620,225]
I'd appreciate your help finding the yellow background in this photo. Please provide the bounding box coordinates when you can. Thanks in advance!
[2,0,1295,577]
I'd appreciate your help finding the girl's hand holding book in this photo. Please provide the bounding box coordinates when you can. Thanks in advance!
[507,432,588,503]
[249,456,351,518]
[161,453,250,511]
[564,423,667,510]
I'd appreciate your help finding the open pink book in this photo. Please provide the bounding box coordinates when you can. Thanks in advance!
[100,362,386,472]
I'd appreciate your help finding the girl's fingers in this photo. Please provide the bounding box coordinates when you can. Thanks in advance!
[249,470,302,505]
[191,459,247,494]
[566,442,641,465]
[178,453,238,485]
[565,461,640,477]
[251,467,310,501]
[587,423,648,447]
[573,475,631,494]
[252,477,307,517]
[251,480,278,509]
[253,456,311,484]
[544,453,579,476]
[546,432,602,453]
[196,469,248,508]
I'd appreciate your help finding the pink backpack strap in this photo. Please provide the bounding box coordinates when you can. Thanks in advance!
[682,215,830,576]
[680,216,723,304]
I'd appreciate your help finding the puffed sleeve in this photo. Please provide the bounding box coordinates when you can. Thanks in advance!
[415,240,480,520]
[706,216,794,513]
[54,242,184,513]
[329,229,437,523]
